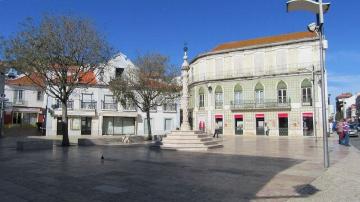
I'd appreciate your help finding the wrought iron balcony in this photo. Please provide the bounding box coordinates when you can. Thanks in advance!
[123,103,137,111]
[102,101,118,110]
[13,99,27,106]
[230,98,291,111]
[53,100,74,110]
[81,101,97,110]
[163,103,177,112]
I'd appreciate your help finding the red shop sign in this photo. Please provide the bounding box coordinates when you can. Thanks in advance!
[234,114,243,119]
[255,114,264,118]
[278,113,288,118]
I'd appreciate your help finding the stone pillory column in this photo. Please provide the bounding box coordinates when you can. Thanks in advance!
[180,46,191,131]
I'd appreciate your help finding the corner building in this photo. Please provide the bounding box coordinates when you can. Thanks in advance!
[189,32,328,137]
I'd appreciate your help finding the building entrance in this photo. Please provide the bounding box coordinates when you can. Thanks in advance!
[215,115,223,134]
[234,114,243,135]
[278,113,288,136]
[56,117,63,135]
[256,114,265,135]
[303,113,314,136]
[81,117,92,135]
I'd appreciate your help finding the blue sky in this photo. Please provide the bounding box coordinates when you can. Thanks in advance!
[1,0,360,101]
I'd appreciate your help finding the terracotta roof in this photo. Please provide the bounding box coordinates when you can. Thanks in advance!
[6,74,44,87]
[6,71,97,87]
[212,31,317,52]
[336,93,353,100]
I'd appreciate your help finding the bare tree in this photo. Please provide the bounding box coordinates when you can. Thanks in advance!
[109,53,180,140]
[0,15,113,146]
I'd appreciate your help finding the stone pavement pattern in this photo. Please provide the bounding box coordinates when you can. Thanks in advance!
[0,135,353,202]
[288,138,360,202]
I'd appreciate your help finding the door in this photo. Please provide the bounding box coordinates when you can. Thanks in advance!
[279,117,288,136]
[303,117,314,136]
[57,117,63,135]
[235,118,243,135]
[256,118,265,135]
[215,118,223,134]
[81,117,92,135]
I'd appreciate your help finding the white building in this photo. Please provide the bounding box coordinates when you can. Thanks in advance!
[4,75,45,127]
[45,53,180,137]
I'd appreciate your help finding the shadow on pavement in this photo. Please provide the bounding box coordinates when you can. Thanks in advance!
[0,144,316,202]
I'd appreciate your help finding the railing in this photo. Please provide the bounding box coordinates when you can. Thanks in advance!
[102,101,118,110]
[231,98,291,110]
[215,101,223,109]
[13,99,27,106]
[54,100,74,110]
[163,103,177,112]
[302,98,313,106]
[123,103,137,111]
[81,101,97,110]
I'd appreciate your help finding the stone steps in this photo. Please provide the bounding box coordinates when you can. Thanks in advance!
[160,130,223,151]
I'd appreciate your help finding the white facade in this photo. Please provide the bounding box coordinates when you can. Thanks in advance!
[4,79,45,127]
[45,53,180,137]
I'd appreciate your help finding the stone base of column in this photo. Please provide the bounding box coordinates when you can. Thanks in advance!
[159,130,223,151]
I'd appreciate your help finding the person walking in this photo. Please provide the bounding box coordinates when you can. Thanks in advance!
[342,119,350,146]
[213,122,219,138]
[265,122,270,136]
[336,120,344,145]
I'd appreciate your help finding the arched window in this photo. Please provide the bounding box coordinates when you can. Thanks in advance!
[215,86,223,109]
[255,82,264,104]
[234,84,243,105]
[198,87,205,108]
[301,79,312,105]
[277,81,287,103]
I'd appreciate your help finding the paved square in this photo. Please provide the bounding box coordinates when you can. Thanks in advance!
[0,136,350,202]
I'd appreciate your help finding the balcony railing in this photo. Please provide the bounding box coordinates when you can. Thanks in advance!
[163,103,177,112]
[53,100,74,110]
[102,101,118,110]
[13,99,27,106]
[231,98,291,110]
[123,103,137,111]
[81,101,97,110]
[302,98,313,106]
[215,101,223,109]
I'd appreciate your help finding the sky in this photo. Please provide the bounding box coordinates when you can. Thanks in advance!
[0,0,360,102]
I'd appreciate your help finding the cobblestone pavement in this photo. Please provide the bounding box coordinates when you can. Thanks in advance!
[350,136,360,150]
[0,135,351,202]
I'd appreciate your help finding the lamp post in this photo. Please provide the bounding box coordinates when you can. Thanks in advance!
[287,0,331,168]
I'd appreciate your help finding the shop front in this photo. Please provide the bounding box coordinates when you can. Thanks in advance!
[234,114,243,135]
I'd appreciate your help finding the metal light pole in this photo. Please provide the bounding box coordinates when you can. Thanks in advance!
[287,0,331,168]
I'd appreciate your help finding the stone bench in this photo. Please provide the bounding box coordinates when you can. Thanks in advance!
[16,139,53,151]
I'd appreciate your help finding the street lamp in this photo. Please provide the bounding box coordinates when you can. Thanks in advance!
[287,0,331,168]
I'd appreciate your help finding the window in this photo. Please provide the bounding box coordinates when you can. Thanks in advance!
[276,49,288,72]
[103,95,117,110]
[14,90,23,102]
[277,81,287,103]
[255,83,264,104]
[115,68,124,77]
[37,91,43,101]
[254,52,265,74]
[234,84,243,105]
[163,102,177,112]
[164,118,173,131]
[301,79,312,105]
[215,86,223,109]
[199,87,205,108]
[123,99,136,111]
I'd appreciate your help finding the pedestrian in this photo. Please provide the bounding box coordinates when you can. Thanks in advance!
[265,122,270,136]
[342,119,350,146]
[213,122,219,138]
[336,120,344,144]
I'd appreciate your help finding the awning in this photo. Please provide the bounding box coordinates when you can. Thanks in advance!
[255,114,264,118]
[303,112,313,117]
[278,113,288,118]
[215,115,223,119]
[234,114,243,119]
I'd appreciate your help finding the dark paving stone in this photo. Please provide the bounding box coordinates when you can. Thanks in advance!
[0,138,304,202]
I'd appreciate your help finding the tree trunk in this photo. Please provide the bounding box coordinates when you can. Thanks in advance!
[61,101,70,146]
[146,109,152,140]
